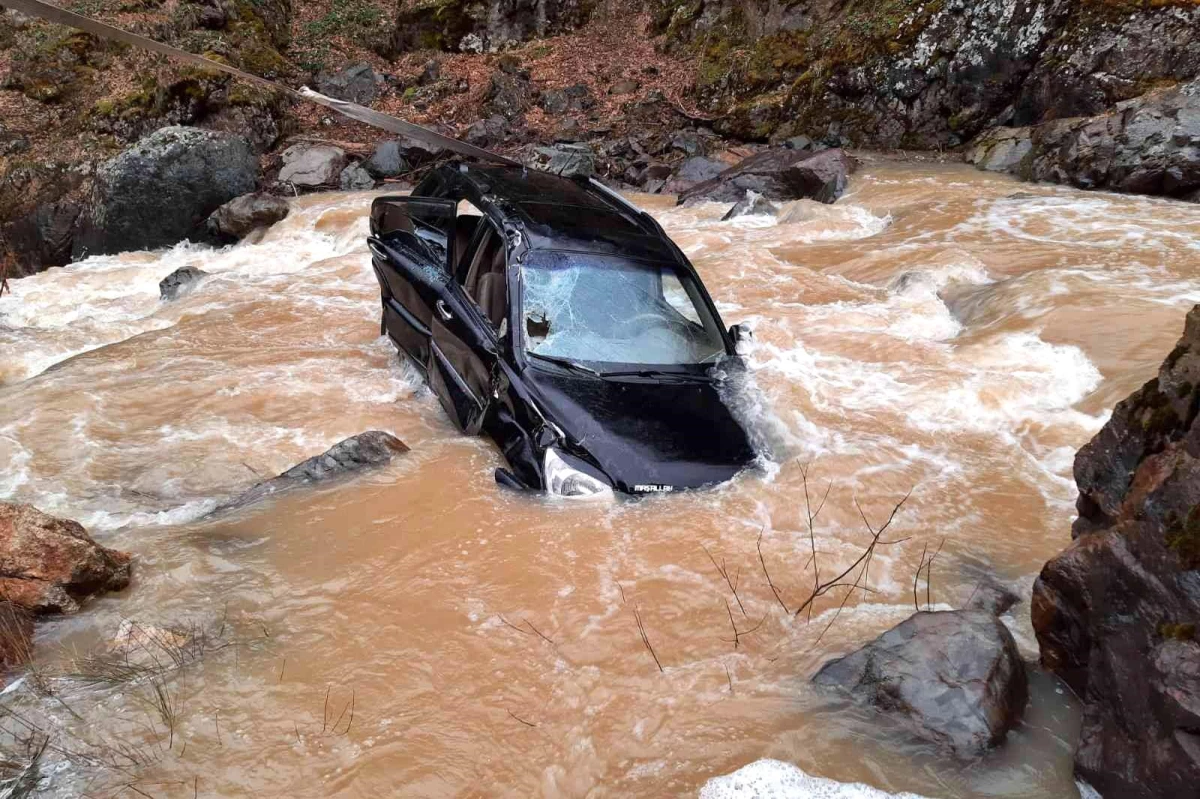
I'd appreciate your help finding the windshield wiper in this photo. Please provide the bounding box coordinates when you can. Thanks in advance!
[528,353,602,377]
[598,368,717,383]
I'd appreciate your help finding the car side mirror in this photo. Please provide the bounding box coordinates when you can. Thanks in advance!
[729,323,753,355]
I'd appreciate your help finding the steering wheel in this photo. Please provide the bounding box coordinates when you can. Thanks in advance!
[610,313,677,338]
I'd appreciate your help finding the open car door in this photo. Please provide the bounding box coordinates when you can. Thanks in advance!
[369,196,494,435]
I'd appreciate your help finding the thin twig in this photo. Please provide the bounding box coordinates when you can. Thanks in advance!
[506,709,537,728]
[703,546,747,617]
[497,615,530,636]
[523,619,554,646]
[632,604,663,673]
[757,528,790,613]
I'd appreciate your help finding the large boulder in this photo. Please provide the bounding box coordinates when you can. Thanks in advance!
[813,610,1028,757]
[278,144,348,188]
[72,127,258,259]
[679,148,858,205]
[968,79,1200,201]
[212,431,408,514]
[662,156,727,196]
[0,503,132,615]
[206,193,290,241]
[1032,304,1200,798]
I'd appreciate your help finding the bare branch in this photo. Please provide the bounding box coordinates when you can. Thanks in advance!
[507,710,537,728]
[632,604,663,673]
[757,528,791,613]
[703,545,747,616]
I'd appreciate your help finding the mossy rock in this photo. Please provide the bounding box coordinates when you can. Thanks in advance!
[1167,505,1200,570]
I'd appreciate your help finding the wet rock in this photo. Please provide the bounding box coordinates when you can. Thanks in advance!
[159,265,209,300]
[1032,303,1200,797]
[814,610,1028,757]
[7,200,80,269]
[662,156,727,196]
[314,62,384,105]
[206,193,289,241]
[339,163,376,191]
[464,115,509,148]
[721,191,778,221]
[213,431,409,514]
[679,148,857,205]
[964,578,1021,617]
[529,144,595,178]
[72,127,257,259]
[969,79,1200,201]
[363,140,410,179]
[278,144,347,189]
[0,503,132,615]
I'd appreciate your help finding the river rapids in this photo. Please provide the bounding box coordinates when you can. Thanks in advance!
[2,159,1199,797]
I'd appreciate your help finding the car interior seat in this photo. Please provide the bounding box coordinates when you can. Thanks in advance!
[476,246,507,329]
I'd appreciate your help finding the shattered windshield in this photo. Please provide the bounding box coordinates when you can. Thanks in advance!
[519,250,727,368]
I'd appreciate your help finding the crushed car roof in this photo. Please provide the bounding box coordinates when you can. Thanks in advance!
[447,164,682,264]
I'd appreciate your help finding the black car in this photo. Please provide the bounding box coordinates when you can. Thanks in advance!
[368,163,757,498]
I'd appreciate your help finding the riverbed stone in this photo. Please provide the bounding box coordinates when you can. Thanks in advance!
[721,190,778,220]
[813,610,1028,757]
[363,140,410,179]
[212,431,409,515]
[679,148,857,205]
[206,193,290,241]
[339,163,376,191]
[0,503,132,615]
[662,156,727,195]
[159,266,209,300]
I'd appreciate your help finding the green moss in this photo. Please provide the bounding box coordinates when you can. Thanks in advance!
[1167,505,1200,569]
[1158,621,1197,640]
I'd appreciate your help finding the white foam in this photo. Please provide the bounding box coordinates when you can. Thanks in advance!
[701,759,934,799]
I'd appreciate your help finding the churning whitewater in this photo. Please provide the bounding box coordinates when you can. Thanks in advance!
[2,161,1199,797]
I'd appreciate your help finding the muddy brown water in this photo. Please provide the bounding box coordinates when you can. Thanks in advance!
[2,159,1199,797]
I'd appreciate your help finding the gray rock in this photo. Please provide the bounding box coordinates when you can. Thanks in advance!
[541,83,593,115]
[206,193,290,241]
[784,135,814,151]
[464,115,509,148]
[530,144,595,178]
[417,59,441,86]
[212,431,408,514]
[968,79,1200,200]
[721,191,778,221]
[279,144,347,188]
[814,610,1028,757]
[679,148,858,205]
[339,163,375,191]
[315,62,384,105]
[484,70,533,119]
[964,579,1021,617]
[363,140,410,178]
[662,156,728,195]
[159,266,209,301]
[73,127,257,259]
[670,130,708,157]
[8,201,79,268]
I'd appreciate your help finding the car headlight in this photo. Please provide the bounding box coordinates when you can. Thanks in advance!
[543,448,613,499]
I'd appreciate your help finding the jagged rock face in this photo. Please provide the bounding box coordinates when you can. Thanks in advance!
[654,0,1200,148]
[969,79,1200,200]
[1032,304,1200,798]
[72,127,257,259]
[813,610,1028,757]
[389,0,595,55]
[0,503,132,616]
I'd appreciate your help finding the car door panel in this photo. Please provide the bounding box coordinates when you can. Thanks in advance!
[429,286,496,435]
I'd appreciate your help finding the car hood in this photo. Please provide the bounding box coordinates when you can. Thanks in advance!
[523,368,757,493]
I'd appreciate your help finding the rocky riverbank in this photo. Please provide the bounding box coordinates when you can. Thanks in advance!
[4,0,1200,275]
[1033,305,1200,798]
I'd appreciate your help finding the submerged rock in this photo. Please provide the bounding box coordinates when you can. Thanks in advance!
[159,266,209,300]
[721,191,778,221]
[278,144,347,189]
[72,127,258,259]
[213,431,409,514]
[813,610,1028,757]
[0,503,132,615]
[1032,303,1200,797]
[206,193,290,241]
[679,148,857,205]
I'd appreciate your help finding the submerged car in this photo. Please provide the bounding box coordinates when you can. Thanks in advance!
[368,162,757,497]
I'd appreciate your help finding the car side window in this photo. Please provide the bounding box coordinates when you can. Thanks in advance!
[459,219,508,331]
